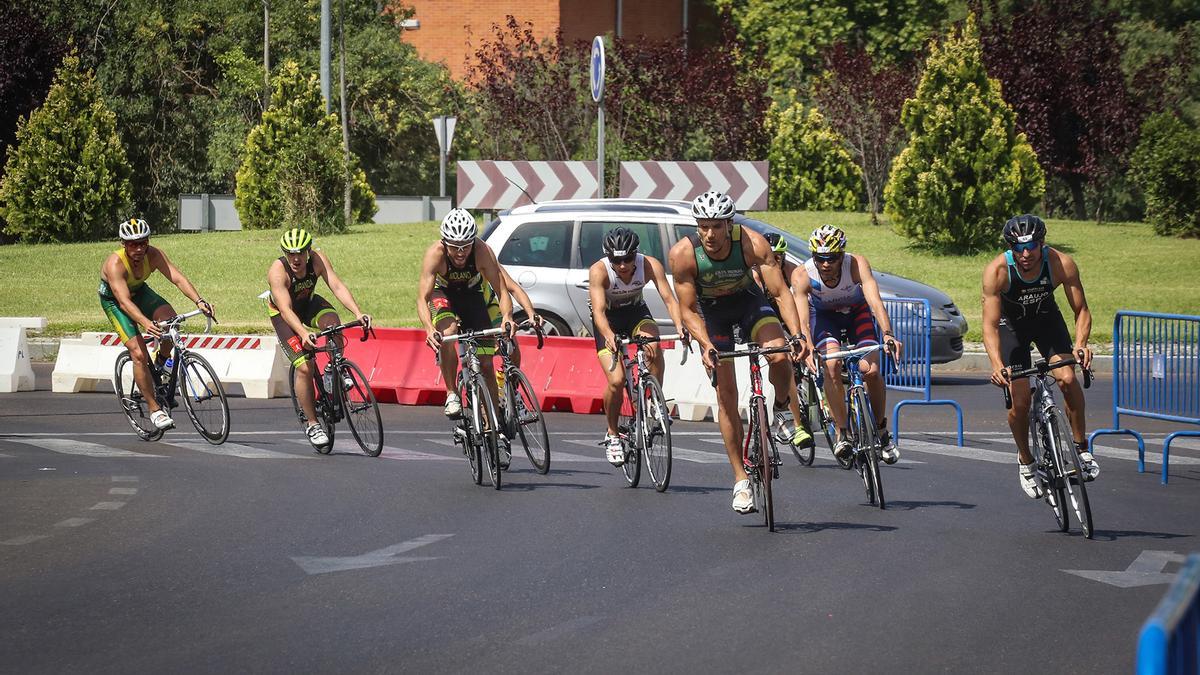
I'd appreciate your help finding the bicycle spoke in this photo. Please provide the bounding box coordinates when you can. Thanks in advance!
[180,353,229,445]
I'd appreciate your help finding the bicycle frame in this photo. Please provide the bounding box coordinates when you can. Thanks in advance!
[147,308,213,401]
[295,320,372,425]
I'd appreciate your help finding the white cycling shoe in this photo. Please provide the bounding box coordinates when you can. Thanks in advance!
[444,394,462,418]
[731,479,756,514]
[1019,462,1043,499]
[1078,451,1100,481]
[604,434,624,466]
[306,423,330,447]
[150,409,174,431]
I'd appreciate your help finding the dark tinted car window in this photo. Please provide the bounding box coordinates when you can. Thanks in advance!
[579,222,664,267]
[498,221,572,268]
[674,224,696,244]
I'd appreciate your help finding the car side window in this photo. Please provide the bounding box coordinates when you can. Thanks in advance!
[498,221,572,268]
[578,222,664,268]
[674,224,696,244]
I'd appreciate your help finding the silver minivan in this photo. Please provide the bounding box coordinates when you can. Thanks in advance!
[482,199,966,363]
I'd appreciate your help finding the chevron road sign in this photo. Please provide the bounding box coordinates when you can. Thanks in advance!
[619,161,770,210]
[457,161,599,210]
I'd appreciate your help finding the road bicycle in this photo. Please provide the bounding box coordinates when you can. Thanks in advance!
[288,320,382,457]
[817,342,893,509]
[114,308,229,444]
[608,333,689,491]
[1003,356,1095,539]
[495,324,550,474]
[709,339,796,532]
[790,363,838,467]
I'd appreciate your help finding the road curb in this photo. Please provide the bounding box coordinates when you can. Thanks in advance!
[933,352,1112,374]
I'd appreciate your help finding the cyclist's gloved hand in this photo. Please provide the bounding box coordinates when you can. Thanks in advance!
[531,314,544,329]
[425,329,442,351]
[1075,345,1093,370]
[196,297,214,318]
[886,336,904,361]
[990,366,1010,388]
[304,331,320,349]
[140,318,163,339]
[358,314,372,330]
[702,345,720,372]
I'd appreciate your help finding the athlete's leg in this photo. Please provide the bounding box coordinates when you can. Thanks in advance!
[635,320,664,384]
[435,315,460,396]
[713,358,746,482]
[149,303,178,370]
[123,334,161,413]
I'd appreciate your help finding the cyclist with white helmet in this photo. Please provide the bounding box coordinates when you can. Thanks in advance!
[417,208,523,430]
[792,224,902,464]
[982,214,1098,499]
[588,226,685,465]
[669,190,811,514]
[268,226,372,448]
[99,218,215,431]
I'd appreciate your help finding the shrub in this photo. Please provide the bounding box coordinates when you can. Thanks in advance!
[766,100,861,211]
[1130,112,1200,238]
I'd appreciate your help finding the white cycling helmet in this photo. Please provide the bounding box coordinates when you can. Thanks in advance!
[440,208,477,243]
[118,218,151,241]
[691,190,737,220]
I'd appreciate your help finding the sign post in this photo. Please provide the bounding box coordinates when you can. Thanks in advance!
[432,115,457,198]
[590,36,605,199]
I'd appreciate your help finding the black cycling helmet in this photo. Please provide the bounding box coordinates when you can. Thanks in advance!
[1002,214,1047,246]
[602,227,639,258]
[763,232,787,254]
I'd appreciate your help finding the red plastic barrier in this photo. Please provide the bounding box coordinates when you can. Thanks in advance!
[538,335,606,414]
[344,328,447,405]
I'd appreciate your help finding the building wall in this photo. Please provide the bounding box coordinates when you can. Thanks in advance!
[403,1,685,81]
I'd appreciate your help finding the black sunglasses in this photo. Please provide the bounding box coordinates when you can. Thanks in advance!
[813,253,843,263]
[609,254,636,265]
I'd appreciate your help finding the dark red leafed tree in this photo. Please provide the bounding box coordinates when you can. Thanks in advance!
[979,0,1144,220]
[0,5,67,181]
[811,43,916,224]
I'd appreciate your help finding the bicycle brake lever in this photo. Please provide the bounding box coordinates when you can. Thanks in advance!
[1003,384,1012,410]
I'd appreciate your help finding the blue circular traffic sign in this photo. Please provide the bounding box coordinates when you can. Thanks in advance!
[590,36,605,103]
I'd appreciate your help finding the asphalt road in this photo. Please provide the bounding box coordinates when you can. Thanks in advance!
[1,366,1197,673]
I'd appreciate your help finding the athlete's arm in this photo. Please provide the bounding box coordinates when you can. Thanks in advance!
[743,230,808,358]
[499,266,540,327]
[789,265,816,366]
[852,253,901,359]
[474,240,515,332]
[645,255,684,335]
[315,250,369,328]
[981,256,1008,386]
[416,242,443,348]
[588,261,617,353]
[152,247,213,317]
[1052,249,1093,369]
[668,240,715,368]
[103,254,161,338]
[267,260,316,345]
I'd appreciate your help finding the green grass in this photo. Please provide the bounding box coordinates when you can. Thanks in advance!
[2,215,1198,344]
[750,212,1200,344]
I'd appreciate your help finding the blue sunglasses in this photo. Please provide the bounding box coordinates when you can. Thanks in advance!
[1011,240,1040,253]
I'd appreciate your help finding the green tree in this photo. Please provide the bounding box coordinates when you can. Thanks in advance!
[0,50,132,243]
[884,14,1043,252]
[1130,112,1200,238]
[235,61,374,234]
[766,100,861,211]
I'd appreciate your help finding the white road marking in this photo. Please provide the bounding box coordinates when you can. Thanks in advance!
[55,518,95,528]
[167,440,310,460]
[7,438,163,458]
[111,476,139,482]
[89,502,126,510]
[1063,550,1187,588]
[515,616,604,646]
[381,446,458,461]
[109,487,138,495]
[671,447,733,464]
[2,535,49,545]
[291,533,455,575]
[899,440,1013,464]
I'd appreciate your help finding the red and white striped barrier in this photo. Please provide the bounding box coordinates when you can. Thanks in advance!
[619,161,769,211]
[457,161,598,210]
[53,332,288,398]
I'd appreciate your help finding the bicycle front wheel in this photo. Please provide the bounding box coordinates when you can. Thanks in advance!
[179,352,229,445]
[851,389,883,508]
[470,372,502,490]
[620,383,641,488]
[752,397,775,532]
[289,360,334,454]
[1051,408,1092,538]
[507,368,549,474]
[792,375,817,466]
[340,360,383,457]
[641,375,672,492]
[113,351,164,442]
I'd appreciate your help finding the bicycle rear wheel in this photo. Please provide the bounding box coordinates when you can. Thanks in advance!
[792,375,817,466]
[506,368,549,474]
[752,397,775,532]
[179,352,229,445]
[340,360,383,457]
[1050,408,1092,538]
[113,351,164,442]
[289,360,334,454]
[1033,419,1069,532]
[641,375,673,492]
[470,372,502,490]
[458,373,483,485]
[814,382,849,470]
[620,382,641,487]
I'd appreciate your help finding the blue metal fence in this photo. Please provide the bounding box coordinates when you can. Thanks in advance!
[1138,553,1200,675]
[1089,311,1200,485]
[882,297,964,446]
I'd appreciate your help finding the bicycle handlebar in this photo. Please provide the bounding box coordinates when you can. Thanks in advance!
[707,341,796,387]
[607,332,691,372]
[153,308,213,338]
[1001,355,1093,409]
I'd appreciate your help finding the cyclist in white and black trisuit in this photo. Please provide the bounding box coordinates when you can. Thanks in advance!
[588,227,684,465]
[982,214,1099,499]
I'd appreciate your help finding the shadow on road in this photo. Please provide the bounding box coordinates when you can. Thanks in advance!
[495,481,602,492]
[1089,529,1194,542]
[884,500,976,511]
[771,521,898,534]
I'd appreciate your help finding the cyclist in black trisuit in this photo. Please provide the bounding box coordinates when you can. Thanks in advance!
[982,214,1099,499]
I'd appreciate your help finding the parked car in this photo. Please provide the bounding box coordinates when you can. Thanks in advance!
[482,199,967,363]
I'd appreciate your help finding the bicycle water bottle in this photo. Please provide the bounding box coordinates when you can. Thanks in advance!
[161,356,174,384]
[322,365,334,393]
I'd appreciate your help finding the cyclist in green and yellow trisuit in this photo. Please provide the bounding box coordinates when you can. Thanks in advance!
[267,227,372,449]
[99,218,215,431]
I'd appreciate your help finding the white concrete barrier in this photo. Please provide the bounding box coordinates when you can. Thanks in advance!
[52,332,289,398]
[661,343,781,422]
[0,317,47,393]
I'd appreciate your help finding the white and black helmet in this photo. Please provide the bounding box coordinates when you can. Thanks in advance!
[691,190,737,220]
[118,218,151,241]
[440,208,477,243]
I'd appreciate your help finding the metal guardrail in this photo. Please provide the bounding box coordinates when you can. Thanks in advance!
[177,194,453,230]
[883,297,964,446]
[1137,553,1200,675]
[1089,311,1200,485]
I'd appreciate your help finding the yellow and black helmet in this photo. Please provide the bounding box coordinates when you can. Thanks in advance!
[279,227,313,253]
[808,224,846,255]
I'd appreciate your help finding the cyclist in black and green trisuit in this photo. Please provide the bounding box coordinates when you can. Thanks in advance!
[669,191,811,515]
[267,227,372,449]
[99,218,215,432]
